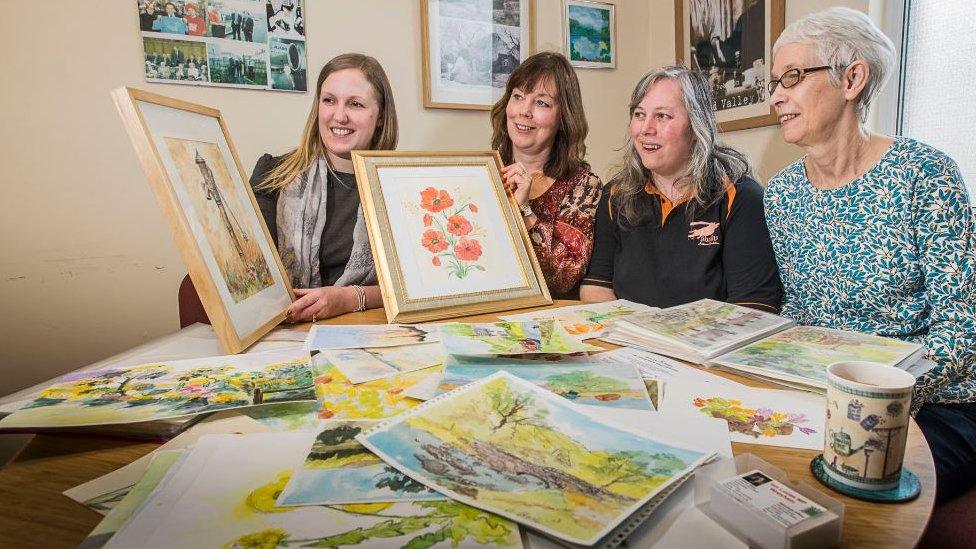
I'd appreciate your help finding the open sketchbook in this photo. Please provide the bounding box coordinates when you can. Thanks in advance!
[605,300,924,391]
[709,325,925,390]
[604,300,794,363]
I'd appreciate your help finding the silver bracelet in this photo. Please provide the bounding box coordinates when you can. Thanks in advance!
[352,285,367,312]
[519,202,534,217]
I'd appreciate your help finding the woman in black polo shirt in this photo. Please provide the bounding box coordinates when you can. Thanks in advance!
[580,66,781,312]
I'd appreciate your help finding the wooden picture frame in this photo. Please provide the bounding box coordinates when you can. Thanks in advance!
[352,151,552,322]
[675,0,785,132]
[421,0,536,110]
[112,87,293,353]
[564,0,616,69]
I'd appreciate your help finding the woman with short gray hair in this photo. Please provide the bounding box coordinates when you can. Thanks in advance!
[581,65,781,312]
[763,7,976,502]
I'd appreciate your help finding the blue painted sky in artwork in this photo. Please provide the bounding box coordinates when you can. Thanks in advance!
[569,5,608,33]
[280,463,443,505]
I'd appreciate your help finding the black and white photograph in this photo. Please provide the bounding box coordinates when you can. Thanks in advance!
[493,0,521,26]
[676,0,783,130]
[267,0,305,38]
[492,25,521,88]
[143,37,210,83]
[688,0,766,112]
[269,37,307,91]
[423,0,534,109]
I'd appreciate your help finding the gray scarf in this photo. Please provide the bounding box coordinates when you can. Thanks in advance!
[275,155,376,288]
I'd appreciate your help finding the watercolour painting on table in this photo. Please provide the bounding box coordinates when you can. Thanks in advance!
[500,299,656,338]
[421,0,536,109]
[318,345,443,385]
[712,325,925,389]
[113,88,293,353]
[613,299,792,360]
[305,324,439,350]
[106,433,522,549]
[661,379,826,450]
[565,0,616,68]
[437,362,653,411]
[278,421,444,506]
[353,152,551,322]
[314,359,439,420]
[357,372,711,545]
[0,349,314,429]
[439,320,598,355]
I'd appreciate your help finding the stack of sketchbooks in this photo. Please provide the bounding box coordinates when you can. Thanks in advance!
[604,299,925,391]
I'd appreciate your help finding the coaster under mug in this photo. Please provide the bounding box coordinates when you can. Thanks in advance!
[811,454,920,503]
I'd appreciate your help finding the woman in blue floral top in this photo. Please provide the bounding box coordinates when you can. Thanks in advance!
[764,8,976,502]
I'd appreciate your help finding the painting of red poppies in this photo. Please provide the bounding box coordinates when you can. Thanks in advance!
[418,186,486,278]
[352,152,551,322]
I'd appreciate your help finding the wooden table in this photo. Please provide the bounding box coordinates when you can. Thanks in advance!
[0,302,935,547]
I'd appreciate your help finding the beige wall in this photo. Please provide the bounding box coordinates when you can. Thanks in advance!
[0,0,650,395]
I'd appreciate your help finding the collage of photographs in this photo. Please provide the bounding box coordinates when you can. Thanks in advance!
[138,0,307,91]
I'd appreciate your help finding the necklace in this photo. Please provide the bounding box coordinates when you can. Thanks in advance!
[324,156,355,190]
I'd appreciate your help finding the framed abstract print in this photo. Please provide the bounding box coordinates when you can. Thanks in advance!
[421,0,536,110]
[565,0,616,69]
[675,0,785,131]
[112,87,293,354]
[352,151,551,322]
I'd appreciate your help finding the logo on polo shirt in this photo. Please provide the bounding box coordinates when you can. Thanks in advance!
[688,221,720,246]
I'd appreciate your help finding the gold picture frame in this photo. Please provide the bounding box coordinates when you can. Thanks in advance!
[421,0,537,110]
[352,151,551,322]
[112,87,293,353]
[675,0,785,132]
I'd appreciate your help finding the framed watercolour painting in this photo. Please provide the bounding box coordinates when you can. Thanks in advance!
[565,0,616,69]
[352,151,551,322]
[421,0,536,110]
[112,87,293,354]
[675,0,785,131]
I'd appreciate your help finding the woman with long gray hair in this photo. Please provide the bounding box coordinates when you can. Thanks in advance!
[581,65,781,311]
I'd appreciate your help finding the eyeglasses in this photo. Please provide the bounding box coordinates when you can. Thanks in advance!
[767,66,832,95]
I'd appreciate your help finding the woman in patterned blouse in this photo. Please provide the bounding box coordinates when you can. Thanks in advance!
[764,7,976,502]
[489,52,602,298]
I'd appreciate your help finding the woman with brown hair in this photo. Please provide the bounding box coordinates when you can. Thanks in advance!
[251,53,398,322]
[489,51,602,298]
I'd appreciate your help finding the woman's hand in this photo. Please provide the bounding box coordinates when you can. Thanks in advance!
[286,287,355,323]
[501,162,532,207]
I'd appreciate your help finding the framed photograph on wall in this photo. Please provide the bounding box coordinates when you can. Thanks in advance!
[421,0,536,110]
[675,0,785,132]
[352,151,552,322]
[565,0,616,69]
[112,87,293,354]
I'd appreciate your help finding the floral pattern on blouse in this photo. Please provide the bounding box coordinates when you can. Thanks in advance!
[764,137,976,410]
[527,168,603,295]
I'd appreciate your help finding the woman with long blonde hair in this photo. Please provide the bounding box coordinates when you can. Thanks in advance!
[251,53,397,322]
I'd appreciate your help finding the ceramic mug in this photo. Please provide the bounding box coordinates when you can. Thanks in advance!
[823,361,916,491]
